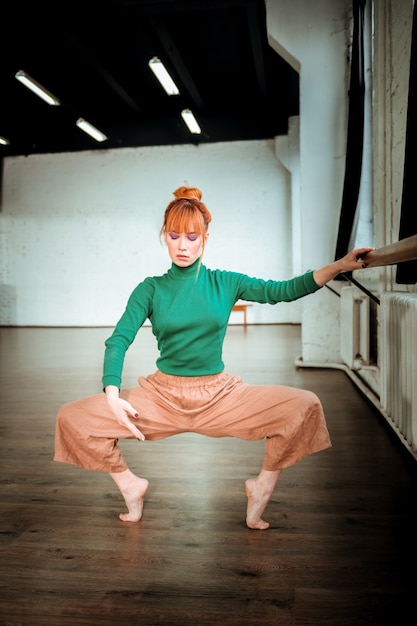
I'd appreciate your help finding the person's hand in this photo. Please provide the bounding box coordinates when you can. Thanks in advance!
[106,393,145,441]
[337,247,375,273]
[314,247,375,286]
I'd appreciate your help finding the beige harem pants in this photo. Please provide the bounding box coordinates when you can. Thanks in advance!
[54,370,331,473]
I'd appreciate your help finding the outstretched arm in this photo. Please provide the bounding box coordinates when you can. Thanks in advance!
[313,247,374,287]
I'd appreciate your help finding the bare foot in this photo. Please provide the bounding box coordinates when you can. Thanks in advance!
[245,478,271,530]
[119,476,149,522]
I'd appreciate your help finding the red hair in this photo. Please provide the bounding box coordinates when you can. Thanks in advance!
[161,185,212,257]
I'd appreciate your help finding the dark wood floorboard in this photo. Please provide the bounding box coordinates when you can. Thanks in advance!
[1,325,416,625]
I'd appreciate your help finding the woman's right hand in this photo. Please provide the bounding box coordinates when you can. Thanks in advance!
[105,385,145,441]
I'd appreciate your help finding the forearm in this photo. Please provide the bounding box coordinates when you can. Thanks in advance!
[312,247,372,287]
[313,260,344,287]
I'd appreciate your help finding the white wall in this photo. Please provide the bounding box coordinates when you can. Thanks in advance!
[267,0,349,363]
[267,0,348,268]
[0,0,352,355]
[373,0,416,293]
[0,139,298,326]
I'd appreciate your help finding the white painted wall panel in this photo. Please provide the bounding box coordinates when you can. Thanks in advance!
[1,140,297,326]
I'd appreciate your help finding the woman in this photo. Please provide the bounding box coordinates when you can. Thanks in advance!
[54,185,372,529]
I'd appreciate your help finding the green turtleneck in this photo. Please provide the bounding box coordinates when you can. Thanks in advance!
[102,260,321,388]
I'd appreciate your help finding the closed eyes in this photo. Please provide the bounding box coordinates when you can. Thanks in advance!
[168,232,199,241]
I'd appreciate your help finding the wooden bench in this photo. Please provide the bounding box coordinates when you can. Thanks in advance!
[232,303,252,328]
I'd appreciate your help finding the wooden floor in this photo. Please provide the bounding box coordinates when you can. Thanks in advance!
[1,325,417,626]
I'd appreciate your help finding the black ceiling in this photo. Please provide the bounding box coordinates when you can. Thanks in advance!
[0,0,299,157]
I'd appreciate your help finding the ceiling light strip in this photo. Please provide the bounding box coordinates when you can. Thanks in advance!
[181,109,201,134]
[15,70,61,106]
[148,57,180,96]
[76,118,108,142]
[0,136,10,146]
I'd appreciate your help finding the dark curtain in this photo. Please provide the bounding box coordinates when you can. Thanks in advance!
[334,0,366,270]
[396,2,417,284]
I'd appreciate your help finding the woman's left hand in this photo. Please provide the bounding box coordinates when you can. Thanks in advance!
[337,247,375,273]
[313,247,374,286]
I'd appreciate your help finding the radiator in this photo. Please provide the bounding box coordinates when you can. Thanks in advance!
[380,292,417,452]
[340,286,370,368]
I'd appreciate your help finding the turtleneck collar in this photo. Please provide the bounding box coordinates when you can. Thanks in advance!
[167,258,203,279]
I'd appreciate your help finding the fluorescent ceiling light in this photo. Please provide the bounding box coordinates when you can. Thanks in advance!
[181,109,201,134]
[148,57,180,96]
[0,136,10,146]
[76,118,108,142]
[15,70,60,106]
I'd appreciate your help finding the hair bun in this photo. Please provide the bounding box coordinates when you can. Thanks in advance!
[173,185,202,202]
